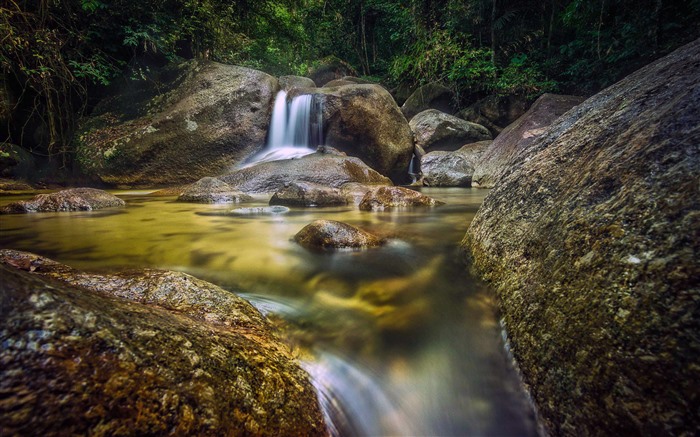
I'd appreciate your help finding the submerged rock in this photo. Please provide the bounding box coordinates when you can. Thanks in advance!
[293,84,414,182]
[339,182,379,206]
[421,141,492,187]
[220,152,391,194]
[75,61,278,187]
[148,185,189,196]
[0,249,327,436]
[0,187,125,213]
[294,220,385,251]
[410,109,492,152]
[463,39,700,435]
[472,93,584,188]
[270,181,347,207]
[178,177,253,203]
[401,83,455,120]
[228,205,291,215]
[359,186,444,211]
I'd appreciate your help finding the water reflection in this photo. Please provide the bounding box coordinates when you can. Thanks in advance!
[0,187,538,436]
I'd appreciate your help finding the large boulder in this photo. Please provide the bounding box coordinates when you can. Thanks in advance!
[401,83,455,120]
[270,181,347,207]
[293,85,414,182]
[220,152,391,194]
[410,109,492,152]
[0,188,125,214]
[323,77,375,88]
[0,143,35,180]
[279,75,316,91]
[421,141,492,187]
[308,56,358,87]
[472,94,585,188]
[359,186,444,211]
[457,94,530,136]
[462,39,700,435]
[294,220,385,251]
[0,250,327,435]
[177,177,253,203]
[75,61,278,187]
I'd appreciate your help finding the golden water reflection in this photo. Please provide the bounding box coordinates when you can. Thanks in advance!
[0,187,538,436]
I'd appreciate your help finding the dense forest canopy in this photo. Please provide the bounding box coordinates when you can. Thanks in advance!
[2,0,699,167]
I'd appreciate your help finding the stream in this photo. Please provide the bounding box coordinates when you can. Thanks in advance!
[0,187,539,436]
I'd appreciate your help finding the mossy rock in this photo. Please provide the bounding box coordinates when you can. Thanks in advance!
[219,152,391,194]
[177,177,253,203]
[0,188,125,214]
[463,39,700,435]
[75,60,278,187]
[294,219,385,251]
[359,186,444,211]
[0,250,327,436]
[292,84,414,182]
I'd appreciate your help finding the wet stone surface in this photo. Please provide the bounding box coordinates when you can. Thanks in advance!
[0,188,125,214]
[0,249,328,436]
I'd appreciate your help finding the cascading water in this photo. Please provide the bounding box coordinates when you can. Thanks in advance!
[241,90,323,168]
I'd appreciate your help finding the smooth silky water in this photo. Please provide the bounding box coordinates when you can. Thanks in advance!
[0,187,539,436]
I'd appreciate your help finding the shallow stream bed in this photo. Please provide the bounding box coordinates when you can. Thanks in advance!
[0,187,539,436]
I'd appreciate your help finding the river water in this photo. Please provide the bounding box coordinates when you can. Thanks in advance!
[0,187,539,436]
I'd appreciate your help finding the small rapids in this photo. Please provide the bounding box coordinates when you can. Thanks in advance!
[304,353,415,436]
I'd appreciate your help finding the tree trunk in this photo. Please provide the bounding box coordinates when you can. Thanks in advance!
[547,0,557,55]
[597,0,605,60]
[651,0,663,51]
[491,0,497,64]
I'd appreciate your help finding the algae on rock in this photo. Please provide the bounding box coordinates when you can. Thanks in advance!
[0,250,327,436]
[463,39,700,435]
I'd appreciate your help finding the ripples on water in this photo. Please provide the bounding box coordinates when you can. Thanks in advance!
[0,188,539,436]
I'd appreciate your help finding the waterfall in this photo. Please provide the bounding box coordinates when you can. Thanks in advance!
[267,90,289,149]
[240,91,322,168]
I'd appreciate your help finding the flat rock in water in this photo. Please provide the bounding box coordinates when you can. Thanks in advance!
[220,152,391,194]
[0,187,125,213]
[339,182,379,206]
[359,186,444,211]
[0,249,327,436]
[294,220,385,251]
[178,177,253,203]
[270,181,347,207]
[463,39,700,435]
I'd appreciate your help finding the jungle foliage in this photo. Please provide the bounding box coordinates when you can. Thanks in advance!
[1,0,699,166]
